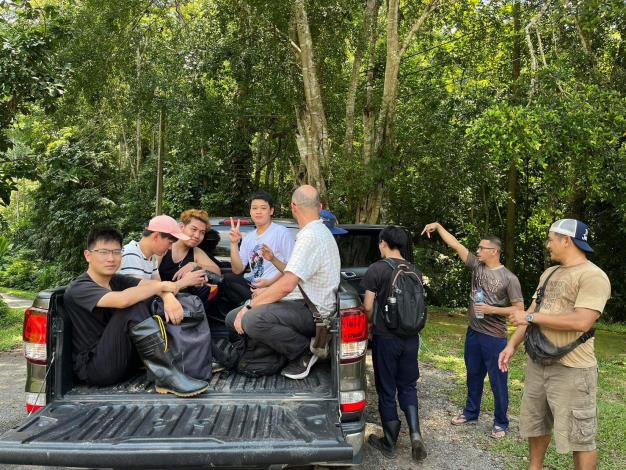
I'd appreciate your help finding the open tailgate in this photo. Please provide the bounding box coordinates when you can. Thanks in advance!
[0,398,353,468]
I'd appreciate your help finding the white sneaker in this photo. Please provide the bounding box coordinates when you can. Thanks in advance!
[281,351,319,380]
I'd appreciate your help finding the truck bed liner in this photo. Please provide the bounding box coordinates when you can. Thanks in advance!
[67,362,332,397]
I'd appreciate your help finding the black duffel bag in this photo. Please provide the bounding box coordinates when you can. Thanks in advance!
[151,293,212,380]
[524,267,595,365]
[211,335,287,377]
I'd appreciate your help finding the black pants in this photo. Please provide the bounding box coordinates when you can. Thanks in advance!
[82,301,152,386]
[225,300,315,360]
[372,334,420,422]
[205,273,252,323]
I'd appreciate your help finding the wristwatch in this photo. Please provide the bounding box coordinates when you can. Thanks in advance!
[526,313,535,323]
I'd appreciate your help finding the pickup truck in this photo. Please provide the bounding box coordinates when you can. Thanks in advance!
[0,219,398,468]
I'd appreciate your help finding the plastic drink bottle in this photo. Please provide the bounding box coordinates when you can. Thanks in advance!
[475,287,484,319]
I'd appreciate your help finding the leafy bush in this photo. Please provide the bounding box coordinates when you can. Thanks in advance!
[0,235,10,260]
[0,258,39,290]
[0,297,9,320]
[0,254,73,292]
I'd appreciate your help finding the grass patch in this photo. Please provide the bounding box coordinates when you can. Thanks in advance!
[0,286,37,300]
[421,310,626,470]
[0,306,24,351]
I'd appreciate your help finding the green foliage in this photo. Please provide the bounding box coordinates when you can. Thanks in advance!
[0,303,24,351]
[0,0,625,322]
[0,296,9,319]
[0,234,10,260]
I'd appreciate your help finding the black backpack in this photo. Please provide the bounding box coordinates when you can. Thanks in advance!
[381,259,427,337]
[212,336,288,377]
[236,336,287,378]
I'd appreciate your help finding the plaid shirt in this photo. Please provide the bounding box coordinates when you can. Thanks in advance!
[284,219,341,316]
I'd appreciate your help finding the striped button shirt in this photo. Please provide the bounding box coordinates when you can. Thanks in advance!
[118,240,158,279]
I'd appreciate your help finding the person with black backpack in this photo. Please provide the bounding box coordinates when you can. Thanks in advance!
[361,226,427,462]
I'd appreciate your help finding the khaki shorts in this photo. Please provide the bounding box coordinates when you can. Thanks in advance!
[520,358,598,453]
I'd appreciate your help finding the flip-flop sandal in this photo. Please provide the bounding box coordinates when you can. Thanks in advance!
[451,413,477,425]
[491,425,507,438]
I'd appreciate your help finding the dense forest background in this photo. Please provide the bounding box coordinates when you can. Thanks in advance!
[1,0,625,321]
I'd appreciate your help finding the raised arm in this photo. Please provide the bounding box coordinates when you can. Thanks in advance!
[421,222,469,263]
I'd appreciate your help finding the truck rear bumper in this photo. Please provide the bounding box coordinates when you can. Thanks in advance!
[0,399,354,468]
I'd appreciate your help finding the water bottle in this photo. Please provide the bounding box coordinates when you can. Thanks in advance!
[385,296,399,329]
[474,287,484,319]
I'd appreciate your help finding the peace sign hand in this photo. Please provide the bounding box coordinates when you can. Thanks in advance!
[229,217,242,245]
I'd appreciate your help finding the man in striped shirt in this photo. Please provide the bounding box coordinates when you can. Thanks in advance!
[119,215,204,289]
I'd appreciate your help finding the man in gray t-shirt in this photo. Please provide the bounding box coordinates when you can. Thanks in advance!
[466,252,524,338]
[422,222,524,439]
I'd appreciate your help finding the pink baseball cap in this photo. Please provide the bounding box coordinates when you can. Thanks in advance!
[146,215,190,240]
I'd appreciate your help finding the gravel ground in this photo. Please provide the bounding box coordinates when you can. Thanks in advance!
[361,352,505,470]
[0,346,504,470]
[0,351,25,438]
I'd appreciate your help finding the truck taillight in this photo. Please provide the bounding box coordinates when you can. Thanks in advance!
[340,307,367,363]
[23,307,47,364]
[340,390,366,413]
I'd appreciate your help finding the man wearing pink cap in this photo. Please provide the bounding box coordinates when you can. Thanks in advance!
[119,214,205,289]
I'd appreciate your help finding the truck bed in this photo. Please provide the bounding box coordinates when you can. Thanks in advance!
[66,362,332,397]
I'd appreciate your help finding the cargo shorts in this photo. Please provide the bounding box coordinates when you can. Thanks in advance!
[520,358,598,453]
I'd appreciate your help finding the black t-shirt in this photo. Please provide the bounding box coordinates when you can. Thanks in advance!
[361,258,408,337]
[64,273,140,377]
[159,249,194,282]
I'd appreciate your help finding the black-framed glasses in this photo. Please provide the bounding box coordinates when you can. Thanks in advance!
[477,246,496,251]
[89,249,123,257]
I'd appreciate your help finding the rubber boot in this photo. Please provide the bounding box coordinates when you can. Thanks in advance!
[404,405,427,461]
[368,420,401,459]
[130,317,209,397]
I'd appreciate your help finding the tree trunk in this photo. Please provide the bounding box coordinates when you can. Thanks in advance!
[135,117,142,179]
[356,0,438,223]
[343,0,379,159]
[227,7,255,211]
[361,0,380,168]
[293,0,330,202]
[155,106,165,215]
[505,0,521,271]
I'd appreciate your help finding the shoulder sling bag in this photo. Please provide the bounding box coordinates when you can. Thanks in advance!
[298,285,333,359]
[524,267,595,365]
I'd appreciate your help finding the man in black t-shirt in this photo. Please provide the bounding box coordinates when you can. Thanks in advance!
[361,226,426,462]
[64,228,208,396]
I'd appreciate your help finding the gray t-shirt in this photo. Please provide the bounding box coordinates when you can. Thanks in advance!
[465,253,523,338]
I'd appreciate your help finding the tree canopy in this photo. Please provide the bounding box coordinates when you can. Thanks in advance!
[1,0,625,320]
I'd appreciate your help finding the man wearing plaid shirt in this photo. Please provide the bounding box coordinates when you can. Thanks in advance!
[226,185,341,379]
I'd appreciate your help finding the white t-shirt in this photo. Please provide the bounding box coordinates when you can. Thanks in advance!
[239,222,295,282]
[284,219,341,315]
[118,240,158,280]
